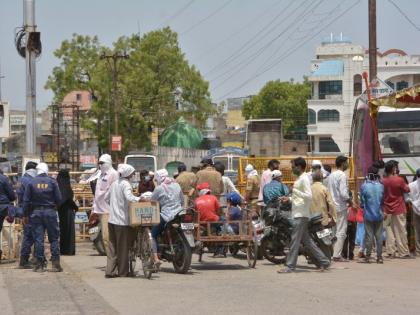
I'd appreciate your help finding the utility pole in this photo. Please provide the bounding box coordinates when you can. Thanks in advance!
[100,51,128,158]
[23,0,41,154]
[368,0,377,83]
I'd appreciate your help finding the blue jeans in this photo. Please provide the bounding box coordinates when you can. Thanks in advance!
[151,215,167,253]
[30,209,60,262]
[20,223,35,258]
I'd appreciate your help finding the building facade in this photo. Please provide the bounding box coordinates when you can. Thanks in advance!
[307,34,420,154]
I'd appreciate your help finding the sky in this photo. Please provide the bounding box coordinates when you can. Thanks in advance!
[0,0,420,110]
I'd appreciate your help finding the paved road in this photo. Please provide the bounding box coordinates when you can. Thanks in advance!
[1,242,420,315]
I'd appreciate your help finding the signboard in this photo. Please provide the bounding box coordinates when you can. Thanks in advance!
[360,78,394,103]
[129,201,160,226]
[75,211,89,224]
[111,135,122,152]
[80,155,97,165]
[43,152,58,163]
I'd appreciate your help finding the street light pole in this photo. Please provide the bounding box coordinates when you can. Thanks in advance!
[368,0,377,83]
[24,0,40,154]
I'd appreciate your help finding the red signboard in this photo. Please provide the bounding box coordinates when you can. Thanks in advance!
[80,155,97,165]
[112,135,122,151]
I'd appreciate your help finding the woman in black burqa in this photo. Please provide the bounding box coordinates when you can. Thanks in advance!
[57,169,78,255]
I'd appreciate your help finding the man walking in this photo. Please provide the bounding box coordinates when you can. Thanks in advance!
[278,157,330,273]
[23,163,62,272]
[359,166,384,264]
[17,161,38,269]
[383,161,411,258]
[328,156,353,262]
[93,154,119,255]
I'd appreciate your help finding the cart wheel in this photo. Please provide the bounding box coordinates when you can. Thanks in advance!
[246,241,258,268]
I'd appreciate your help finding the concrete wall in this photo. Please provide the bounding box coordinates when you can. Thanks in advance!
[153,146,208,171]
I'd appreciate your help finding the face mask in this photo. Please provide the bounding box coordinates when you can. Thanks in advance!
[144,176,151,181]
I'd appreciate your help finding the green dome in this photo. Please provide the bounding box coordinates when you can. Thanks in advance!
[159,117,203,149]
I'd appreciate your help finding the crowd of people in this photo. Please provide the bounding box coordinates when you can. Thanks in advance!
[1,153,419,276]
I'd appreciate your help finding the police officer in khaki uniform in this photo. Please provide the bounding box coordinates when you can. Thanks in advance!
[245,164,260,216]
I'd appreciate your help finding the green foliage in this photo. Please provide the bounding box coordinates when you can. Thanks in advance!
[45,28,212,154]
[242,79,311,134]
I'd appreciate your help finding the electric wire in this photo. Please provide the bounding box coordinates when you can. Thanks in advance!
[159,0,196,28]
[214,0,361,102]
[388,0,420,31]
[209,0,324,91]
[180,0,233,35]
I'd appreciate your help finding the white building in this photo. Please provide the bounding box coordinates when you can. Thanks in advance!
[307,34,420,154]
[0,101,10,152]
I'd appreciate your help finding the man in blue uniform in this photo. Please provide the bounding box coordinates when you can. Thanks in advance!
[23,163,62,272]
[17,161,38,269]
[0,169,16,258]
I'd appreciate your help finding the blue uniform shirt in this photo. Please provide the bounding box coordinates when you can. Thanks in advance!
[0,173,16,205]
[23,174,62,216]
[16,171,37,206]
[263,180,289,205]
[360,179,384,222]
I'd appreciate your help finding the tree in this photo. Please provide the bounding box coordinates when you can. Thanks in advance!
[45,28,213,154]
[242,79,310,135]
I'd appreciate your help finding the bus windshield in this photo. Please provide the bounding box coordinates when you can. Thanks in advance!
[125,156,156,172]
[378,110,420,156]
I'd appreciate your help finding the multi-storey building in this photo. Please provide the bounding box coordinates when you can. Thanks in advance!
[307,34,420,154]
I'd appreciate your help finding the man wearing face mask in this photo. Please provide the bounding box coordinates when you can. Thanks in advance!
[328,155,353,262]
[138,169,155,194]
[93,154,119,256]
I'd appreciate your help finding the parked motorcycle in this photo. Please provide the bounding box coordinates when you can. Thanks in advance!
[156,209,195,274]
[260,206,333,265]
[88,213,106,256]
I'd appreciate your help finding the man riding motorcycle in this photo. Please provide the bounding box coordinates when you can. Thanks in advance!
[150,169,184,268]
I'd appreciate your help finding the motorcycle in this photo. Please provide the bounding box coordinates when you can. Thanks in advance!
[260,206,333,265]
[88,213,106,256]
[156,209,195,274]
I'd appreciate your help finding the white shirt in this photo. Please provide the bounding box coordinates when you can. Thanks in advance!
[107,179,140,226]
[258,169,272,201]
[409,180,420,216]
[291,173,312,218]
[93,168,119,214]
[328,170,350,213]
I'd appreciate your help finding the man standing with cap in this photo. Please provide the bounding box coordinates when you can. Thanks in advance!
[23,163,62,272]
[17,161,38,269]
[93,154,119,255]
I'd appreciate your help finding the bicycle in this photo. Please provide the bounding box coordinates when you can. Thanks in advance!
[129,226,155,279]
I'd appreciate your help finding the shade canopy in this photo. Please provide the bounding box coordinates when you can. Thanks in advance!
[159,117,203,149]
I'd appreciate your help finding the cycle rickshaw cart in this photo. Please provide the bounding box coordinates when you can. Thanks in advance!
[192,206,258,268]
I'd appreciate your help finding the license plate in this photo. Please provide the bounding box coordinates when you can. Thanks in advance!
[181,223,195,230]
[88,226,99,235]
[316,228,332,239]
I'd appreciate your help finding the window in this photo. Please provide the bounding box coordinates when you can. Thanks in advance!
[318,110,339,122]
[318,81,342,99]
[396,81,408,91]
[76,93,82,101]
[353,74,362,96]
[385,81,395,90]
[308,109,316,124]
[319,137,340,152]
